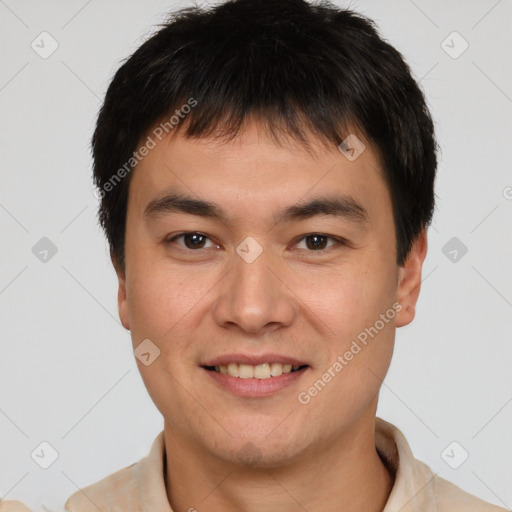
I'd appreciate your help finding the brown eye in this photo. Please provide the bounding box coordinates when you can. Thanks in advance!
[305,234,329,250]
[182,233,207,249]
[165,232,217,250]
[295,234,343,252]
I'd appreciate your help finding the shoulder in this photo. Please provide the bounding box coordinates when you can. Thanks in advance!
[0,501,33,512]
[64,431,166,512]
[64,462,139,512]
[375,418,507,512]
[418,460,508,512]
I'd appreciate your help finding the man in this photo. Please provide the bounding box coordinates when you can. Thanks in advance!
[1,0,505,510]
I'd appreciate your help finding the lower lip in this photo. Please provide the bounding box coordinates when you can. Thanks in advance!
[203,367,309,397]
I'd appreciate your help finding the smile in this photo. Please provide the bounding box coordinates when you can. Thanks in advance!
[204,363,309,379]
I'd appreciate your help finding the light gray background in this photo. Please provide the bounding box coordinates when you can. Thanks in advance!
[1,0,511,510]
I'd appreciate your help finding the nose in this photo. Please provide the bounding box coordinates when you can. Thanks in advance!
[212,245,297,335]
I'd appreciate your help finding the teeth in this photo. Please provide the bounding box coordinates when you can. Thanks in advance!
[254,363,270,379]
[270,363,283,377]
[227,363,239,377]
[215,362,304,379]
[238,364,254,378]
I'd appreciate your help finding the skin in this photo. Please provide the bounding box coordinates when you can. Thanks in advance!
[115,118,427,512]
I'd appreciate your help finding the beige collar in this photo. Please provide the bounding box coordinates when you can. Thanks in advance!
[134,417,438,512]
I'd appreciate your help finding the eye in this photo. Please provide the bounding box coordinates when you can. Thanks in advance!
[164,232,345,253]
[294,233,343,252]
[164,232,219,250]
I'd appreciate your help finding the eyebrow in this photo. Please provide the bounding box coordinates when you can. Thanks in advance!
[143,193,369,225]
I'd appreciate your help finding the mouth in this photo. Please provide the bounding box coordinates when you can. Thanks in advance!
[200,354,311,397]
[202,363,309,379]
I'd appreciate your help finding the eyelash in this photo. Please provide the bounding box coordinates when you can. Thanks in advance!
[163,232,346,253]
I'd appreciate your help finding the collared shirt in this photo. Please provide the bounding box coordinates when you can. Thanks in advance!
[1,418,506,512]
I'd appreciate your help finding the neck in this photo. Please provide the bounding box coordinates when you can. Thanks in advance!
[164,409,394,512]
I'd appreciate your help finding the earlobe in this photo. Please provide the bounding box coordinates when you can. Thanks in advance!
[117,274,131,331]
[395,230,428,328]
[112,253,131,331]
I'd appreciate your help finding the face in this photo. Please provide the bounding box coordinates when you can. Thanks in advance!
[116,119,426,467]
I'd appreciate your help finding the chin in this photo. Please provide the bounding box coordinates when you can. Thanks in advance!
[209,432,307,469]
[229,442,299,469]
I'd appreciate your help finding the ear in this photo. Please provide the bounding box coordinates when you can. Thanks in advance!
[395,229,428,328]
[111,251,131,331]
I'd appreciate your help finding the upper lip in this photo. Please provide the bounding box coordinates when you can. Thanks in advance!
[201,353,309,367]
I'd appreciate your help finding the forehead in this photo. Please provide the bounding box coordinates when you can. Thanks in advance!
[128,120,391,227]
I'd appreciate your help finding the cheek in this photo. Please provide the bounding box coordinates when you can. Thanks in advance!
[126,269,199,418]
[301,269,396,419]
[126,276,170,341]
[126,263,201,339]
[297,260,397,337]
[296,256,397,391]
